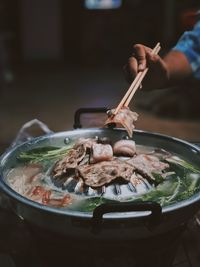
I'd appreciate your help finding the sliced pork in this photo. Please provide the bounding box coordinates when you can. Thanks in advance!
[77,159,135,187]
[127,154,169,181]
[52,137,170,189]
[52,144,86,178]
[105,107,138,137]
[73,137,97,150]
[90,143,113,163]
[113,140,136,157]
[52,138,98,178]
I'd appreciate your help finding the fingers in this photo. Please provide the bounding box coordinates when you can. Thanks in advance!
[123,56,138,83]
[133,44,147,71]
[128,56,138,78]
[141,52,169,90]
[146,52,167,74]
[124,44,152,83]
[124,43,165,86]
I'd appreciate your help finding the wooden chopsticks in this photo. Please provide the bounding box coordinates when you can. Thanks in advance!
[113,43,161,115]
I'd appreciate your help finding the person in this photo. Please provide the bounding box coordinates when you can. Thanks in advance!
[124,19,200,90]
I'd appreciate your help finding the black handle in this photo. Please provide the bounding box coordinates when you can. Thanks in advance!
[73,107,109,129]
[92,201,162,233]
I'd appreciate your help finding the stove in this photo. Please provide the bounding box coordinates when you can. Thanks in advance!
[0,204,198,267]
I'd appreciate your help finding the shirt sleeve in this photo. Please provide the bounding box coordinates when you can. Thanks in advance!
[172,21,200,79]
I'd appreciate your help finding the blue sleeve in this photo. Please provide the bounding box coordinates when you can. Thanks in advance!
[172,21,200,80]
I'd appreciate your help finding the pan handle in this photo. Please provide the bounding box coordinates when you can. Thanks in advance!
[92,201,162,233]
[73,107,109,129]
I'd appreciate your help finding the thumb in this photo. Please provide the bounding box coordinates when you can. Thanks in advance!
[147,53,168,74]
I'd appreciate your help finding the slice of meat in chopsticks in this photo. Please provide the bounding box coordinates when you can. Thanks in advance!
[105,43,161,137]
[105,107,138,137]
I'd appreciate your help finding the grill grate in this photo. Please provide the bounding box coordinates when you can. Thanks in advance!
[56,176,152,201]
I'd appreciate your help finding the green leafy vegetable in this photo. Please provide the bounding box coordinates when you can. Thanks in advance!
[18,145,73,163]
[71,197,118,212]
[166,157,200,174]
[126,158,200,207]
[152,172,164,184]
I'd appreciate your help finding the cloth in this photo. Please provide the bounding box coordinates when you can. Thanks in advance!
[173,20,200,79]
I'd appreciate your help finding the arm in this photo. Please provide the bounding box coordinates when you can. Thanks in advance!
[162,50,192,86]
[124,45,192,90]
[125,21,200,90]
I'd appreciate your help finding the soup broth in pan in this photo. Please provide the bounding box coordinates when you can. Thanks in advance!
[6,137,200,212]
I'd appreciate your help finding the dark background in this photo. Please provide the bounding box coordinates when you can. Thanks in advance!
[0,3,200,267]
[0,0,200,150]
[3,0,200,66]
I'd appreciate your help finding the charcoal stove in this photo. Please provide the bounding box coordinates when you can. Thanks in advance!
[0,206,186,267]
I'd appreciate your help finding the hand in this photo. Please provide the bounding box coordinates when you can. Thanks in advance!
[124,44,169,90]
